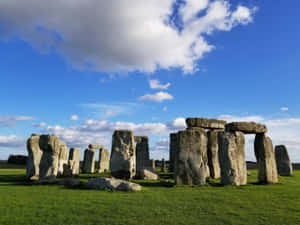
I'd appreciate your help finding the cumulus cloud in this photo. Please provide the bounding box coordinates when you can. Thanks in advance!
[280,107,289,112]
[32,122,46,127]
[69,115,79,121]
[0,135,26,148]
[0,116,34,127]
[139,92,174,102]
[149,79,171,90]
[0,0,255,73]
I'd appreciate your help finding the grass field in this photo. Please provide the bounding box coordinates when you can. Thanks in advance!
[0,164,300,225]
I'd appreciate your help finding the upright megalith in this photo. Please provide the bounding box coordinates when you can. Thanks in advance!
[161,158,167,172]
[175,128,208,185]
[26,134,42,179]
[135,136,150,172]
[58,141,69,176]
[169,133,177,172]
[275,145,293,176]
[98,147,110,173]
[39,134,61,179]
[207,130,221,179]
[218,131,247,186]
[110,130,136,179]
[254,134,278,184]
[151,159,156,169]
[69,148,80,175]
[83,148,95,173]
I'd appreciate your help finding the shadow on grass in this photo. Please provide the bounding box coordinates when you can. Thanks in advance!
[0,174,29,186]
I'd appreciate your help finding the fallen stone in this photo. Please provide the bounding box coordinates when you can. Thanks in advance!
[137,168,159,180]
[186,118,227,129]
[83,148,95,173]
[254,134,278,184]
[175,128,208,185]
[84,177,142,191]
[218,131,247,186]
[226,122,267,134]
[98,148,110,173]
[275,145,293,176]
[207,130,221,179]
[110,130,136,179]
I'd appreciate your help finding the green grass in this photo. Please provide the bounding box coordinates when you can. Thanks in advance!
[0,166,300,225]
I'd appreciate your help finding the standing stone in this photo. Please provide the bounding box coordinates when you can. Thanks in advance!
[218,131,247,186]
[39,135,61,179]
[26,134,42,180]
[57,141,69,176]
[98,148,110,173]
[169,133,177,172]
[83,148,95,173]
[69,148,80,175]
[135,136,150,172]
[151,159,156,169]
[175,128,208,185]
[110,130,136,179]
[275,145,293,176]
[254,134,278,184]
[207,130,221,179]
[161,158,167,172]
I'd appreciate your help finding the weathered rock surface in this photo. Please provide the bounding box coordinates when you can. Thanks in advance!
[135,136,150,172]
[254,134,278,183]
[175,128,208,185]
[275,145,293,176]
[98,148,110,173]
[186,118,226,129]
[218,131,247,186]
[136,168,159,180]
[110,130,136,179]
[169,133,177,172]
[88,144,104,149]
[161,158,167,172]
[26,134,42,179]
[207,130,221,179]
[84,178,142,191]
[57,141,69,176]
[226,122,267,134]
[151,159,156,169]
[69,148,80,175]
[39,135,61,179]
[83,148,95,173]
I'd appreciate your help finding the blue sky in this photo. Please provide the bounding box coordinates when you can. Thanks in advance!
[0,0,299,161]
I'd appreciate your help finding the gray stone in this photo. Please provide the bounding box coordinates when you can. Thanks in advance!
[161,158,167,172]
[186,118,226,129]
[110,130,136,179]
[218,131,247,186]
[226,122,267,134]
[137,168,159,180]
[57,178,81,187]
[84,177,142,191]
[83,148,95,173]
[169,133,177,172]
[98,148,110,173]
[254,134,278,184]
[135,136,150,172]
[57,141,69,176]
[207,130,221,179]
[175,128,208,185]
[69,148,80,175]
[26,134,42,179]
[151,159,156,169]
[88,144,104,149]
[39,135,61,179]
[275,145,293,176]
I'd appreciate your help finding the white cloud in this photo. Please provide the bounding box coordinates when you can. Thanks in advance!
[0,116,34,127]
[163,106,168,111]
[0,135,26,148]
[32,122,46,127]
[0,0,255,74]
[139,92,174,102]
[218,114,264,123]
[149,79,171,90]
[69,115,79,121]
[280,107,289,112]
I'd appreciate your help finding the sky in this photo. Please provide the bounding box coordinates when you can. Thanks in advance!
[0,0,299,162]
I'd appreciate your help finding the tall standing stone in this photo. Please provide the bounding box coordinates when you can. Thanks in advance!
[161,158,167,172]
[254,134,278,184]
[39,134,61,179]
[110,130,136,179]
[169,133,177,172]
[57,141,69,176]
[275,145,293,176]
[98,147,110,173]
[175,128,208,185]
[69,148,80,175]
[26,134,42,179]
[135,136,150,172]
[207,130,221,179]
[151,159,156,169]
[218,131,247,186]
[83,148,95,173]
